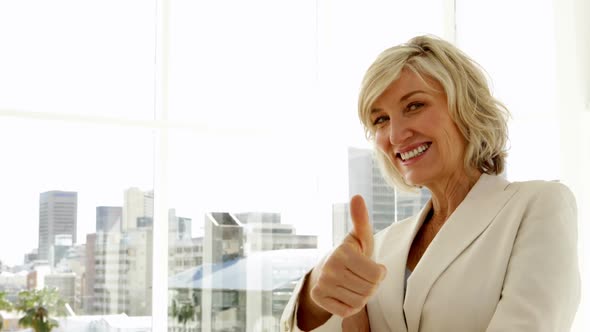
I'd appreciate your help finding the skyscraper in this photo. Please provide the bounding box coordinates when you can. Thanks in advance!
[173,211,318,332]
[122,188,153,231]
[84,233,96,314]
[38,191,78,261]
[96,206,122,233]
[333,147,429,245]
[348,147,396,231]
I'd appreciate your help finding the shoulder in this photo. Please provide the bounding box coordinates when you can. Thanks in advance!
[506,179,576,210]
[503,179,578,242]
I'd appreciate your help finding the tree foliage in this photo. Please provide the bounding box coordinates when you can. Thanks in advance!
[18,306,59,332]
[0,292,11,310]
[0,291,13,330]
[14,288,65,332]
[15,288,66,317]
[171,299,196,327]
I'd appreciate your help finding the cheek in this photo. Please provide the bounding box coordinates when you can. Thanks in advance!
[374,130,390,153]
[442,127,466,160]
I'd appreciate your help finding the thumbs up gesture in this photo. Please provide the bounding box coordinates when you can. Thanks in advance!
[297,195,387,330]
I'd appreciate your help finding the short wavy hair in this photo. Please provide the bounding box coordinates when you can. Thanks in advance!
[358,35,510,191]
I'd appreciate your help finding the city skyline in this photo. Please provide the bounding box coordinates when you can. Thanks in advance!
[0,186,153,267]
[1,188,320,320]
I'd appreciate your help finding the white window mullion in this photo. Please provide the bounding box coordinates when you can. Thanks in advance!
[152,0,171,330]
[443,0,457,43]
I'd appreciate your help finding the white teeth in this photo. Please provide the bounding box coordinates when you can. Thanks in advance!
[400,144,430,161]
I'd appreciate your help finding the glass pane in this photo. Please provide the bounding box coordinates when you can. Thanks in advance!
[166,1,446,331]
[167,0,318,129]
[0,118,154,330]
[167,131,325,331]
[0,0,156,119]
[455,0,559,181]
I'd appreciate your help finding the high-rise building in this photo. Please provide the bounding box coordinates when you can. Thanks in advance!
[45,272,76,311]
[168,209,200,277]
[236,212,317,252]
[168,237,203,277]
[122,188,153,231]
[169,209,192,241]
[191,211,318,332]
[92,201,182,317]
[96,206,122,233]
[48,234,73,268]
[24,249,39,265]
[54,244,86,312]
[84,233,96,314]
[331,203,350,246]
[333,147,430,245]
[38,191,78,261]
[348,147,396,231]
[93,228,154,316]
[93,231,127,315]
[124,228,153,316]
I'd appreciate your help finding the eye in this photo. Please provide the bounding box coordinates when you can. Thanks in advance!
[372,115,389,126]
[406,102,424,112]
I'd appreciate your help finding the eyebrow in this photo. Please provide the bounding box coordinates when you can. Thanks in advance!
[400,90,426,102]
[370,90,427,115]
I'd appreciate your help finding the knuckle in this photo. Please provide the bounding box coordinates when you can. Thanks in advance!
[366,285,379,297]
[310,285,322,301]
[316,271,333,286]
[331,247,349,262]
[336,308,347,317]
[338,241,360,258]
[322,257,340,270]
[367,264,384,282]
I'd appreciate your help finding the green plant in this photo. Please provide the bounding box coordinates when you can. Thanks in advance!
[15,288,66,316]
[0,291,13,330]
[171,298,195,329]
[15,288,65,332]
[18,306,59,332]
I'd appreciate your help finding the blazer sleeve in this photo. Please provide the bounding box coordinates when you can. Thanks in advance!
[486,182,581,332]
[280,271,343,332]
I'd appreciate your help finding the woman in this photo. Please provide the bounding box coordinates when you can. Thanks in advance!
[280,35,580,332]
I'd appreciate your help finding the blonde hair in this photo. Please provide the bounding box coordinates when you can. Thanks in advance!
[358,35,510,191]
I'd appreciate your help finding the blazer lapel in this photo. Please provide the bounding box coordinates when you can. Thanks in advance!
[403,174,517,332]
[371,202,433,332]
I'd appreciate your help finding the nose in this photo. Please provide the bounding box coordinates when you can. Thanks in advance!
[389,118,413,145]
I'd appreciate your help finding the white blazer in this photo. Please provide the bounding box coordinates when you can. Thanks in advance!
[280,174,580,332]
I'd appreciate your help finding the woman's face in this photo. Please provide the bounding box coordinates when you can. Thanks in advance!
[371,69,467,188]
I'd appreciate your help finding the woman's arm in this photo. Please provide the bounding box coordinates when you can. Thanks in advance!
[485,182,580,331]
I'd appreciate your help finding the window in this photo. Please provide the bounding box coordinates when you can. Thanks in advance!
[0,0,157,330]
[1,1,587,331]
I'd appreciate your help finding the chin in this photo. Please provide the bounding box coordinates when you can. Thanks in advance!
[402,177,420,187]
[403,174,430,188]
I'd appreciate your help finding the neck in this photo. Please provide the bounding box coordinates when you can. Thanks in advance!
[427,170,482,222]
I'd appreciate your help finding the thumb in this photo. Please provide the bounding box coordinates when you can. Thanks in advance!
[349,195,374,257]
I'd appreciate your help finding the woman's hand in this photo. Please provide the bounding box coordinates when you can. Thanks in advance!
[297,195,387,330]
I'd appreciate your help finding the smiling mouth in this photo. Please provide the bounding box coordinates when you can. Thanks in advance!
[397,143,432,162]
